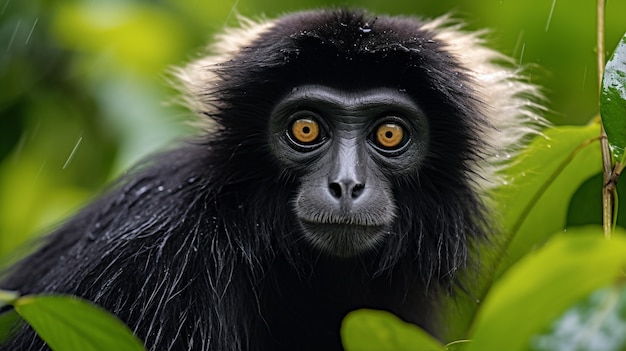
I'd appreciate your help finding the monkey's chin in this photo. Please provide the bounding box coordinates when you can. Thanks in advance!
[298,220,388,258]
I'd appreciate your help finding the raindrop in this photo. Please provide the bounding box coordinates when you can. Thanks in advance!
[157,186,164,192]
[136,186,150,196]
[223,0,240,26]
[63,132,83,170]
[359,23,372,34]
[7,19,20,51]
[495,152,512,160]
[513,30,525,58]
[545,0,557,32]
[32,161,46,188]
[25,18,38,45]
[1,0,10,16]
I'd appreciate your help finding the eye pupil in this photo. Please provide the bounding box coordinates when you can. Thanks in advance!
[290,118,320,145]
[375,123,405,149]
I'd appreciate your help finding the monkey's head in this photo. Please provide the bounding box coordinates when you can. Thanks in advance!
[178,9,541,274]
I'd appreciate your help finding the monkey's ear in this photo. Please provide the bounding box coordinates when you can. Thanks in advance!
[172,16,276,124]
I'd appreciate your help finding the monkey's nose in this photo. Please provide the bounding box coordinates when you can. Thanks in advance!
[328,180,365,201]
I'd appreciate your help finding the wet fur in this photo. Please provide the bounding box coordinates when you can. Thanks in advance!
[1,9,542,351]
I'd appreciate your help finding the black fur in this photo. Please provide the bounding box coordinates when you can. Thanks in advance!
[2,9,489,350]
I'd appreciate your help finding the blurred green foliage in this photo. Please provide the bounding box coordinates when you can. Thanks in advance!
[1,0,625,255]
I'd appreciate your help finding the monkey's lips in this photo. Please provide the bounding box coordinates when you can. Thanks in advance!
[298,219,389,257]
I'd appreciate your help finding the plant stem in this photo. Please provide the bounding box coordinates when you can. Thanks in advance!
[597,0,612,238]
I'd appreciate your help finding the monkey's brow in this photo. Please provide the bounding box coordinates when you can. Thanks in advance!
[284,85,421,111]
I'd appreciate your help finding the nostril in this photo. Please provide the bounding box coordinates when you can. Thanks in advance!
[328,181,365,200]
[352,183,365,199]
[329,182,342,199]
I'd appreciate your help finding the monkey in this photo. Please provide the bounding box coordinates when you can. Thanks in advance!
[0,8,542,351]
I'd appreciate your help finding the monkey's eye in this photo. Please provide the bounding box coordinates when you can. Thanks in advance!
[289,118,321,145]
[374,122,406,150]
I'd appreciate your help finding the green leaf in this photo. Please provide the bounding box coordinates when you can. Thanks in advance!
[341,309,443,351]
[14,295,145,351]
[0,309,20,344]
[567,172,626,227]
[466,227,626,351]
[601,32,626,163]
[494,124,602,276]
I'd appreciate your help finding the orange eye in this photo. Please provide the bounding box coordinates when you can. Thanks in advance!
[375,123,405,149]
[291,119,320,144]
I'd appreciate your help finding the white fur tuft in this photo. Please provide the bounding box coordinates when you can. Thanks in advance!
[174,16,276,117]
[421,16,546,190]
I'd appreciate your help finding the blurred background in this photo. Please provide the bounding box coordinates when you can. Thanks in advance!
[1,0,625,257]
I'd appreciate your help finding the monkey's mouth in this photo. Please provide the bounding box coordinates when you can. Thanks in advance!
[298,219,389,257]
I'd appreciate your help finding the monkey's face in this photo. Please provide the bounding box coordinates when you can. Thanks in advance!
[269,85,430,257]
